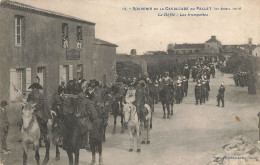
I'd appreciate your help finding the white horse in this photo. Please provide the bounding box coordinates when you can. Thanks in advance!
[140,104,152,144]
[123,102,141,152]
[21,102,41,165]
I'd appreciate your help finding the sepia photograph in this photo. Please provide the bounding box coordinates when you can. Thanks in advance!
[0,0,260,164]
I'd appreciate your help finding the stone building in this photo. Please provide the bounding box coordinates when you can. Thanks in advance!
[204,36,222,53]
[0,0,117,108]
[116,49,147,78]
[172,36,222,55]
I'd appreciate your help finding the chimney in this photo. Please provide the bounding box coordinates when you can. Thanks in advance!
[248,38,252,45]
[130,49,137,56]
[211,36,216,40]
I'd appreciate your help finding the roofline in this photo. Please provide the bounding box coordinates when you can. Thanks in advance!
[94,38,118,47]
[0,0,96,26]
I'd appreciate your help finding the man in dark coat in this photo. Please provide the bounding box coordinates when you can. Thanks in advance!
[210,65,216,78]
[217,82,225,107]
[175,80,183,104]
[58,81,66,95]
[27,83,52,142]
[135,80,149,121]
[86,83,104,165]
[233,73,239,86]
[201,80,206,103]
[194,80,202,105]
[0,101,10,153]
[183,64,190,79]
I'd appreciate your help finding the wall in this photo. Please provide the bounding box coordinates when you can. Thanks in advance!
[0,6,95,109]
[204,41,221,53]
[93,45,116,86]
[252,47,260,57]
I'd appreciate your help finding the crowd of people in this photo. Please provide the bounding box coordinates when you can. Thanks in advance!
[233,71,257,95]
[0,57,231,165]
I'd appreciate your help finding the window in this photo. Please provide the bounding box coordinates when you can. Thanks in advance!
[77,26,83,49]
[15,15,23,46]
[10,68,31,101]
[62,23,69,48]
[37,67,46,93]
[77,64,83,79]
[59,65,73,84]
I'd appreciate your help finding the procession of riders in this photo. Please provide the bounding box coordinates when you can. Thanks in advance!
[1,56,231,165]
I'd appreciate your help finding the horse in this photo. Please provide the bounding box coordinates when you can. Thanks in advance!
[21,102,50,165]
[123,102,141,152]
[51,104,65,161]
[140,104,152,144]
[110,82,127,134]
[62,96,84,165]
[159,84,174,119]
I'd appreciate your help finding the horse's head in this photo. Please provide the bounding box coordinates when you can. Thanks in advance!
[22,102,37,131]
[52,119,64,146]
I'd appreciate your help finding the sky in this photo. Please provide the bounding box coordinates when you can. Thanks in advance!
[14,0,260,54]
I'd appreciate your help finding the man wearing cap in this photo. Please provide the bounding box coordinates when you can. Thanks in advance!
[194,80,202,105]
[0,101,10,153]
[217,82,225,107]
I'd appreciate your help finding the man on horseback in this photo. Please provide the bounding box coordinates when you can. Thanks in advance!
[27,83,53,145]
[85,80,104,165]
[135,80,149,122]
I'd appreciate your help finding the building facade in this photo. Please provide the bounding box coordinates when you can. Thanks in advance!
[252,45,260,57]
[0,0,117,108]
[172,36,222,55]
[173,44,204,55]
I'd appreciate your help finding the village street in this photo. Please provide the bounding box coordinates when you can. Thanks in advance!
[4,70,260,165]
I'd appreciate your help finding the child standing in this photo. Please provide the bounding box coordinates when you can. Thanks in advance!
[0,101,10,153]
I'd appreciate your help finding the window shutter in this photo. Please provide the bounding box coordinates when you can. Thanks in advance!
[59,65,64,85]
[10,69,18,101]
[69,65,73,81]
[26,68,31,92]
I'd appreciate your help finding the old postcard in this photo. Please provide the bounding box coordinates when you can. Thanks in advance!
[0,0,260,165]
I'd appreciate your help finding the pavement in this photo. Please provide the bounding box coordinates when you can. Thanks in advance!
[3,70,260,165]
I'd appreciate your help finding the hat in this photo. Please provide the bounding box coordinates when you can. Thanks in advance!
[28,83,43,89]
[1,101,8,107]
[139,80,146,87]
[221,82,224,86]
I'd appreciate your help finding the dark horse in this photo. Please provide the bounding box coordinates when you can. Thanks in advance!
[110,82,127,133]
[61,96,84,165]
[52,104,65,161]
[159,85,174,119]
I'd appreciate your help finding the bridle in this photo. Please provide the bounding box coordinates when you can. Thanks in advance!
[125,104,137,123]
[23,110,37,132]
